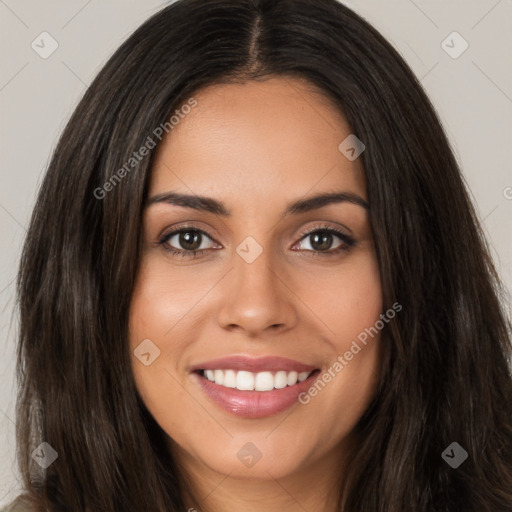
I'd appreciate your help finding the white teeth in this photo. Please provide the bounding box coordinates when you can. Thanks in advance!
[202,369,314,391]
[255,371,274,391]
[274,371,288,389]
[287,371,298,386]
[214,369,224,386]
[236,371,255,390]
[297,371,310,382]
[223,369,236,388]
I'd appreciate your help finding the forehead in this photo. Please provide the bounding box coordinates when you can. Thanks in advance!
[149,76,366,205]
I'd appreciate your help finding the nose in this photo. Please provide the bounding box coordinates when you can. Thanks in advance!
[216,244,299,337]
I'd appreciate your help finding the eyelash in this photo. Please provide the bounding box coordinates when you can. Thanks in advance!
[156,223,356,260]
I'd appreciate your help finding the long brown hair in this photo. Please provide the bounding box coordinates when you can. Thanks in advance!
[12,0,512,510]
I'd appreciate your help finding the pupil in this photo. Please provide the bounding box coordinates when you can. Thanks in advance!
[311,231,332,251]
[180,231,201,251]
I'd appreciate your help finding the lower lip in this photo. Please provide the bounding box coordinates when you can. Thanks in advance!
[193,370,320,418]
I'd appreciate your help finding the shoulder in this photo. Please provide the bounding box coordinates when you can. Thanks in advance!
[1,497,38,512]
[1,505,35,512]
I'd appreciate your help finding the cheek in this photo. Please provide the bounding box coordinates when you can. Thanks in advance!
[333,257,382,342]
[128,258,225,427]
[129,257,215,348]
[295,250,383,416]
[128,262,184,415]
[297,249,383,344]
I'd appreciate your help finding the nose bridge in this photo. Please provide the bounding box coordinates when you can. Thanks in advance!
[235,239,276,292]
[216,234,297,335]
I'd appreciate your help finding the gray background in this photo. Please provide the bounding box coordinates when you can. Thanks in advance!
[1,0,511,503]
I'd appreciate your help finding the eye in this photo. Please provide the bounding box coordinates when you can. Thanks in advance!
[292,225,356,257]
[157,226,219,258]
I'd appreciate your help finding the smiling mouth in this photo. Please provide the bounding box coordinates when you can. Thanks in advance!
[196,368,320,392]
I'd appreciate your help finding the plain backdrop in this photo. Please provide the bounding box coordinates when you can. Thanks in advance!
[1,0,511,504]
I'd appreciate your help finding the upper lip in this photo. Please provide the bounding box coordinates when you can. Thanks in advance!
[190,355,317,373]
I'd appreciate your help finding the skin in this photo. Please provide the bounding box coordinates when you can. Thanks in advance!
[129,76,383,512]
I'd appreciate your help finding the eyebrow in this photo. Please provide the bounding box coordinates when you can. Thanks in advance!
[146,190,369,217]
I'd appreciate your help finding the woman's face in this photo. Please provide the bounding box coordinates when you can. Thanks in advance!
[130,76,383,484]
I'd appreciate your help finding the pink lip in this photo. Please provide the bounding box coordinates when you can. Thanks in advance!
[190,355,317,373]
[193,370,320,418]
[190,355,320,419]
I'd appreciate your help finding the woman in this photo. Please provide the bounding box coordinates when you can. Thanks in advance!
[5,0,512,510]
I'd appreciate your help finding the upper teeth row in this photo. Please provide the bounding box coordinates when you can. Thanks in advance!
[203,369,312,391]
